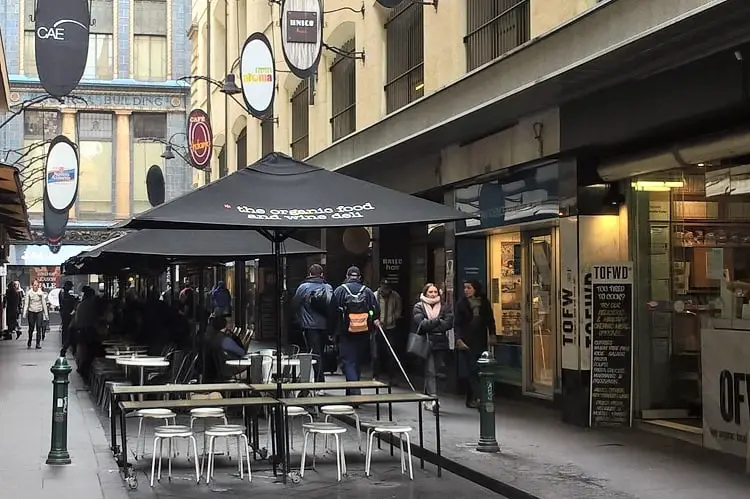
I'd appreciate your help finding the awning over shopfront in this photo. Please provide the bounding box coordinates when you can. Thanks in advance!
[0,164,32,241]
[307,0,750,174]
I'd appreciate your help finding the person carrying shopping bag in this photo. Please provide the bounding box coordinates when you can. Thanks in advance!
[411,282,453,414]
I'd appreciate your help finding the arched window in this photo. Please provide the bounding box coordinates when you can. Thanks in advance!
[465,0,530,71]
[290,79,309,160]
[236,128,247,170]
[330,38,356,141]
[385,1,423,114]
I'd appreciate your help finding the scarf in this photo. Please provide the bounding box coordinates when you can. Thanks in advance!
[420,294,441,320]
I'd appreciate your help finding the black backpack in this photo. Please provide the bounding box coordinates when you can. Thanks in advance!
[342,284,370,334]
[308,286,329,315]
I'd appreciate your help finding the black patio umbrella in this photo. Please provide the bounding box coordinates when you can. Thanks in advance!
[122,152,470,470]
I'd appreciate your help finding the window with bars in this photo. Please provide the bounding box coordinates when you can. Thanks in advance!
[465,0,530,71]
[77,113,114,216]
[22,111,61,212]
[290,80,309,160]
[261,117,274,157]
[385,1,424,114]
[330,38,356,142]
[236,128,247,170]
[132,114,166,214]
[134,0,168,81]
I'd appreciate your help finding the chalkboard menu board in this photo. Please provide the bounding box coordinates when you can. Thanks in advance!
[589,262,634,428]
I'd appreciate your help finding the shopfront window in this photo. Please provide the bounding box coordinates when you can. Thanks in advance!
[488,232,522,385]
[632,165,750,421]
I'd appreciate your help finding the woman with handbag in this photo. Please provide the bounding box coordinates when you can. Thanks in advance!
[454,280,496,408]
[410,283,453,414]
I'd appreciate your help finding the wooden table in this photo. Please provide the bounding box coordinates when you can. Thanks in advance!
[109,383,252,458]
[278,392,442,477]
[116,396,278,471]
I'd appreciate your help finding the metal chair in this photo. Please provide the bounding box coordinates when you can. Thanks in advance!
[204,424,252,484]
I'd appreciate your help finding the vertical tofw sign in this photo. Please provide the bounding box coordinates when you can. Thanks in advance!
[589,262,634,428]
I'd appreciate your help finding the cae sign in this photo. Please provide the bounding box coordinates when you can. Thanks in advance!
[36,19,87,40]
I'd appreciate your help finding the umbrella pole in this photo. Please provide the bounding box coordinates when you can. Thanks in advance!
[272,232,286,480]
[377,324,416,392]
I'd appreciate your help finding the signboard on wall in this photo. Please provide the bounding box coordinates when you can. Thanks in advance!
[589,262,634,428]
[239,32,276,119]
[456,237,487,295]
[281,0,323,79]
[559,216,579,371]
[702,329,750,457]
[187,109,213,170]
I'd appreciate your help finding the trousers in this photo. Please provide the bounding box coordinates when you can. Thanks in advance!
[27,311,44,347]
[338,334,369,395]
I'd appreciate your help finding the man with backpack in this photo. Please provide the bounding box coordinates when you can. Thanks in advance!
[331,266,380,395]
[292,264,333,383]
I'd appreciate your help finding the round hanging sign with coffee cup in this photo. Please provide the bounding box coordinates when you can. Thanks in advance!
[240,32,276,119]
[34,0,91,98]
[281,0,323,79]
[187,109,213,170]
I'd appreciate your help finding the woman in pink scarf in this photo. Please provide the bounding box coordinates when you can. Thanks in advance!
[411,283,453,414]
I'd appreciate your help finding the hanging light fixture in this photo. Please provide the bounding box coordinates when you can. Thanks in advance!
[161,144,175,160]
[220,74,242,95]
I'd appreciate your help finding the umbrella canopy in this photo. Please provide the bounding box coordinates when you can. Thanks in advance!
[123,152,469,231]
[82,228,323,259]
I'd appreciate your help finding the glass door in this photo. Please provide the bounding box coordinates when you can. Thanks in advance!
[525,230,556,396]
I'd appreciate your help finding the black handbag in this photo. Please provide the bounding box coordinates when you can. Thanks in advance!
[406,324,430,359]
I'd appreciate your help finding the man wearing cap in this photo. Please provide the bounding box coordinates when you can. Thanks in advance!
[331,266,380,395]
[373,278,403,383]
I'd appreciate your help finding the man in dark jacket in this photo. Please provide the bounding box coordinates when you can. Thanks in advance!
[331,266,379,395]
[292,264,333,383]
[59,281,77,353]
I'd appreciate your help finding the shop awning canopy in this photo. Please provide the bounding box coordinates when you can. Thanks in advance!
[123,152,469,231]
[0,164,31,241]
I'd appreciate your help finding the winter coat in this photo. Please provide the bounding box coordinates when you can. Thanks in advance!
[411,301,453,351]
[292,276,333,330]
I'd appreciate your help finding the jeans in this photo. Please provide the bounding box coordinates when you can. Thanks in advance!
[27,311,43,347]
[303,328,327,382]
[338,334,369,395]
[424,349,446,397]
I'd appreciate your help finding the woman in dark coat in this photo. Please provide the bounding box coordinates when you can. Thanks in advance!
[4,282,20,339]
[411,283,453,413]
[454,280,496,408]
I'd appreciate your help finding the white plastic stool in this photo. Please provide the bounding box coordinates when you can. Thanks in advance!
[365,424,414,480]
[136,409,177,460]
[321,405,361,452]
[187,407,228,463]
[204,425,252,484]
[149,425,200,487]
[267,406,313,450]
[300,422,348,482]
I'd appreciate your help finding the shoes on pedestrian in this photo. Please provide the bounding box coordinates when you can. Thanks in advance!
[465,399,480,409]
[27,342,31,349]
[422,401,435,412]
[35,344,42,349]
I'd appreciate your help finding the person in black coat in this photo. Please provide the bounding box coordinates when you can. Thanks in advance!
[3,282,20,339]
[454,280,496,408]
[411,283,453,413]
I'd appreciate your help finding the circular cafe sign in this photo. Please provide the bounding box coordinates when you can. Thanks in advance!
[44,135,79,213]
[281,0,323,79]
[34,0,91,98]
[240,32,276,119]
[187,109,213,169]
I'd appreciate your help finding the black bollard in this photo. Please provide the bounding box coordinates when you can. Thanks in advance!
[46,356,72,465]
[477,351,500,453]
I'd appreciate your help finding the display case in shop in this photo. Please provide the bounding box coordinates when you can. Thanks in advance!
[643,169,750,414]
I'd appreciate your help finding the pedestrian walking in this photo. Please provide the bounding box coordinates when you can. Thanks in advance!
[331,266,379,396]
[3,282,20,340]
[59,281,77,355]
[292,263,333,384]
[23,280,48,349]
[454,280,496,408]
[373,279,403,383]
[411,282,453,414]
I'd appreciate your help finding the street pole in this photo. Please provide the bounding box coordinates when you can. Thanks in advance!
[476,351,500,453]
[46,356,73,465]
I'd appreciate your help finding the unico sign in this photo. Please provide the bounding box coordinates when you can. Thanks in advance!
[187,109,213,169]
[34,0,90,98]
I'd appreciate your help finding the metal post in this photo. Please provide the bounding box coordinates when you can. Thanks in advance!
[476,351,499,453]
[46,357,73,465]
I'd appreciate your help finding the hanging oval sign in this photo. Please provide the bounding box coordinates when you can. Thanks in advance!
[187,109,213,169]
[281,0,323,79]
[34,0,91,98]
[146,165,166,207]
[240,32,276,119]
[44,135,79,213]
[375,0,405,7]
[43,193,69,244]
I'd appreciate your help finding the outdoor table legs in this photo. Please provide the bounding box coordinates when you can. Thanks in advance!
[119,408,129,470]
[418,403,424,469]
[435,400,442,477]
[110,391,119,453]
